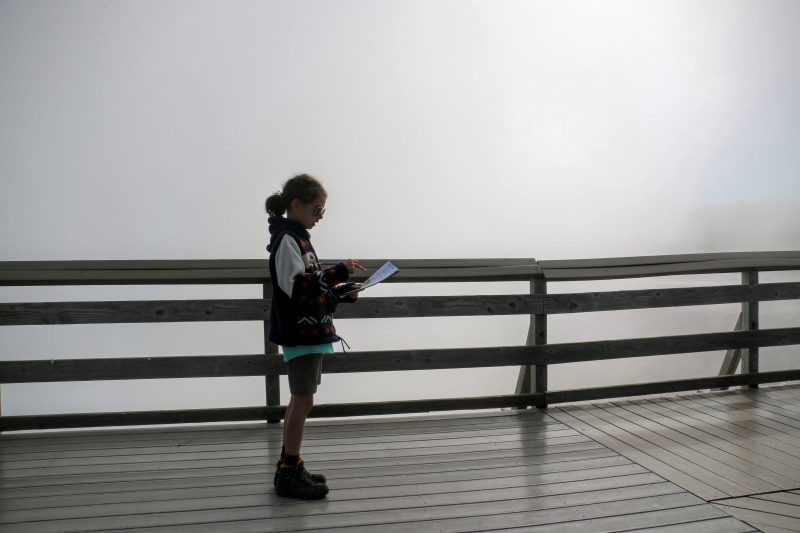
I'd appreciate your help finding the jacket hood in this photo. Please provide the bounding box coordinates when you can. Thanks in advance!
[267,216,310,253]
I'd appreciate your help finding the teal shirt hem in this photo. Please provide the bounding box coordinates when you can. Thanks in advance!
[282,343,334,362]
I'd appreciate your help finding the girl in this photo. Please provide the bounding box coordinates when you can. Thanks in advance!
[265,174,363,499]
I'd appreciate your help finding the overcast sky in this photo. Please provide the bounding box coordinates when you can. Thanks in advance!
[1,0,799,418]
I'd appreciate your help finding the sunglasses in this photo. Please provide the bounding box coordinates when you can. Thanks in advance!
[311,205,326,217]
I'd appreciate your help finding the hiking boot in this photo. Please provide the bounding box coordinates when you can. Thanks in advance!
[275,464,329,500]
[274,459,326,485]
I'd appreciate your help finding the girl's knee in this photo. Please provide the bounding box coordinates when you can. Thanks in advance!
[292,393,314,410]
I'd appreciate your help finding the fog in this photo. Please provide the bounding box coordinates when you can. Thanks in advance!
[1,0,799,418]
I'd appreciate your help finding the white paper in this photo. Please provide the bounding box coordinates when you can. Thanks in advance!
[342,261,399,295]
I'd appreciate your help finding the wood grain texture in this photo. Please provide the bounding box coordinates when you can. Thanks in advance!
[552,383,800,528]
[4,329,799,383]
[0,294,544,325]
[4,281,798,325]
[0,407,752,533]
[542,258,800,281]
[544,281,800,314]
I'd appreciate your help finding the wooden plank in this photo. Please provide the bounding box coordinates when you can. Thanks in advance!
[239,491,699,533]
[636,398,800,473]
[1,453,627,504]
[0,259,269,271]
[555,404,751,498]
[1,465,656,523]
[0,354,274,382]
[620,399,800,484]
[538,251,800,269]
[0,402,762,533]
[548,407,730,500]
[0,294,545,326]
[532,277,549,398]
[4,282,797,326]
[517,278,547,398]
[539,328,800,365]
[621,516,756,533]
[0,258,536,271]
[0,299,269,325]
[746,524,797,533]
[546,370,800,405]
[716,312,743,387]
[752,491,800,506]
[0,262,542,286]
[0,482,689,532]
[1,438,587,479]
[0,345,547,383]
[106,501,737,533]
[2,374,798,432]
[262,285,279,421]
[0,411,567,456]
[1,435,592,482]
[0,421,570,459]
[542,258,800,281]
[12,326,800,384]
[607,401,796,488]
[0,408,558,448]
[0,411,562,450]
[741,271,760,386]
[699,392,800,431]
[666,395,800,449]
[539,514,753,533]
[0,427,581,471]
[544,282,800,314]
[714,502,800,531]
[574,403,776,495]
[760,385,800,402]
[695,393,800,434]
[1,442,607,491]
[0,455,621,504]
[746,390,800,415]
[0,337,796,405]
[0,336,677,383]
[337,294,544,318]
[0,268,271,286]
[0,389,546,430]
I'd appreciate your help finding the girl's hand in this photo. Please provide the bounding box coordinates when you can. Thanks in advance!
[336,283,362,303]
[344,259,367,274]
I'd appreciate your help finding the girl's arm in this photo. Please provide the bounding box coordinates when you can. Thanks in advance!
[274,237,350,309]
[274,237,305,297]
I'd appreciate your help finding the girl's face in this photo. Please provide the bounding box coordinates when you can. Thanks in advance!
[289,193,327,230]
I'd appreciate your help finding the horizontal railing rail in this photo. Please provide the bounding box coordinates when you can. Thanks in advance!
[4,327,800,383]
[3,281,800,325]
[0,258,541,285]
[1,251,799,431]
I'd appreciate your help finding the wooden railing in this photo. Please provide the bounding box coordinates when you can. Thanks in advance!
[1,252,800,431]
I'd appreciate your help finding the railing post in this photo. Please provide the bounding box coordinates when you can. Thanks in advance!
[263,284,281,423]
[515,276,547,408]
[741,270,759,389]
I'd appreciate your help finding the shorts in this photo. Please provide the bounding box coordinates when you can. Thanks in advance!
[287,353,323,395]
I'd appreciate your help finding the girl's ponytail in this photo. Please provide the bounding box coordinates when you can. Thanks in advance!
[265,192,287,216]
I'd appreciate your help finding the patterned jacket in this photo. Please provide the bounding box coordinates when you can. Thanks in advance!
[266,216,354,346]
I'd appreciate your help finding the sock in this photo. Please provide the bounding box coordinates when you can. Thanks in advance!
[283,453,300,467]
[280,445,286,462]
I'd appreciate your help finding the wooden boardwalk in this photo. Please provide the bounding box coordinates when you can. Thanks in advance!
[2,385,799,532]
[551,383,800,532]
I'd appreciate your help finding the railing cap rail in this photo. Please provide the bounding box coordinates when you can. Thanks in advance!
[540,251,800,281]
[2,252,800,286]
[0,258,541,286]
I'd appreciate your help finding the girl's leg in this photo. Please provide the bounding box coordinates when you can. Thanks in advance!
[283,393,313,456]
[275,392,327,498]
